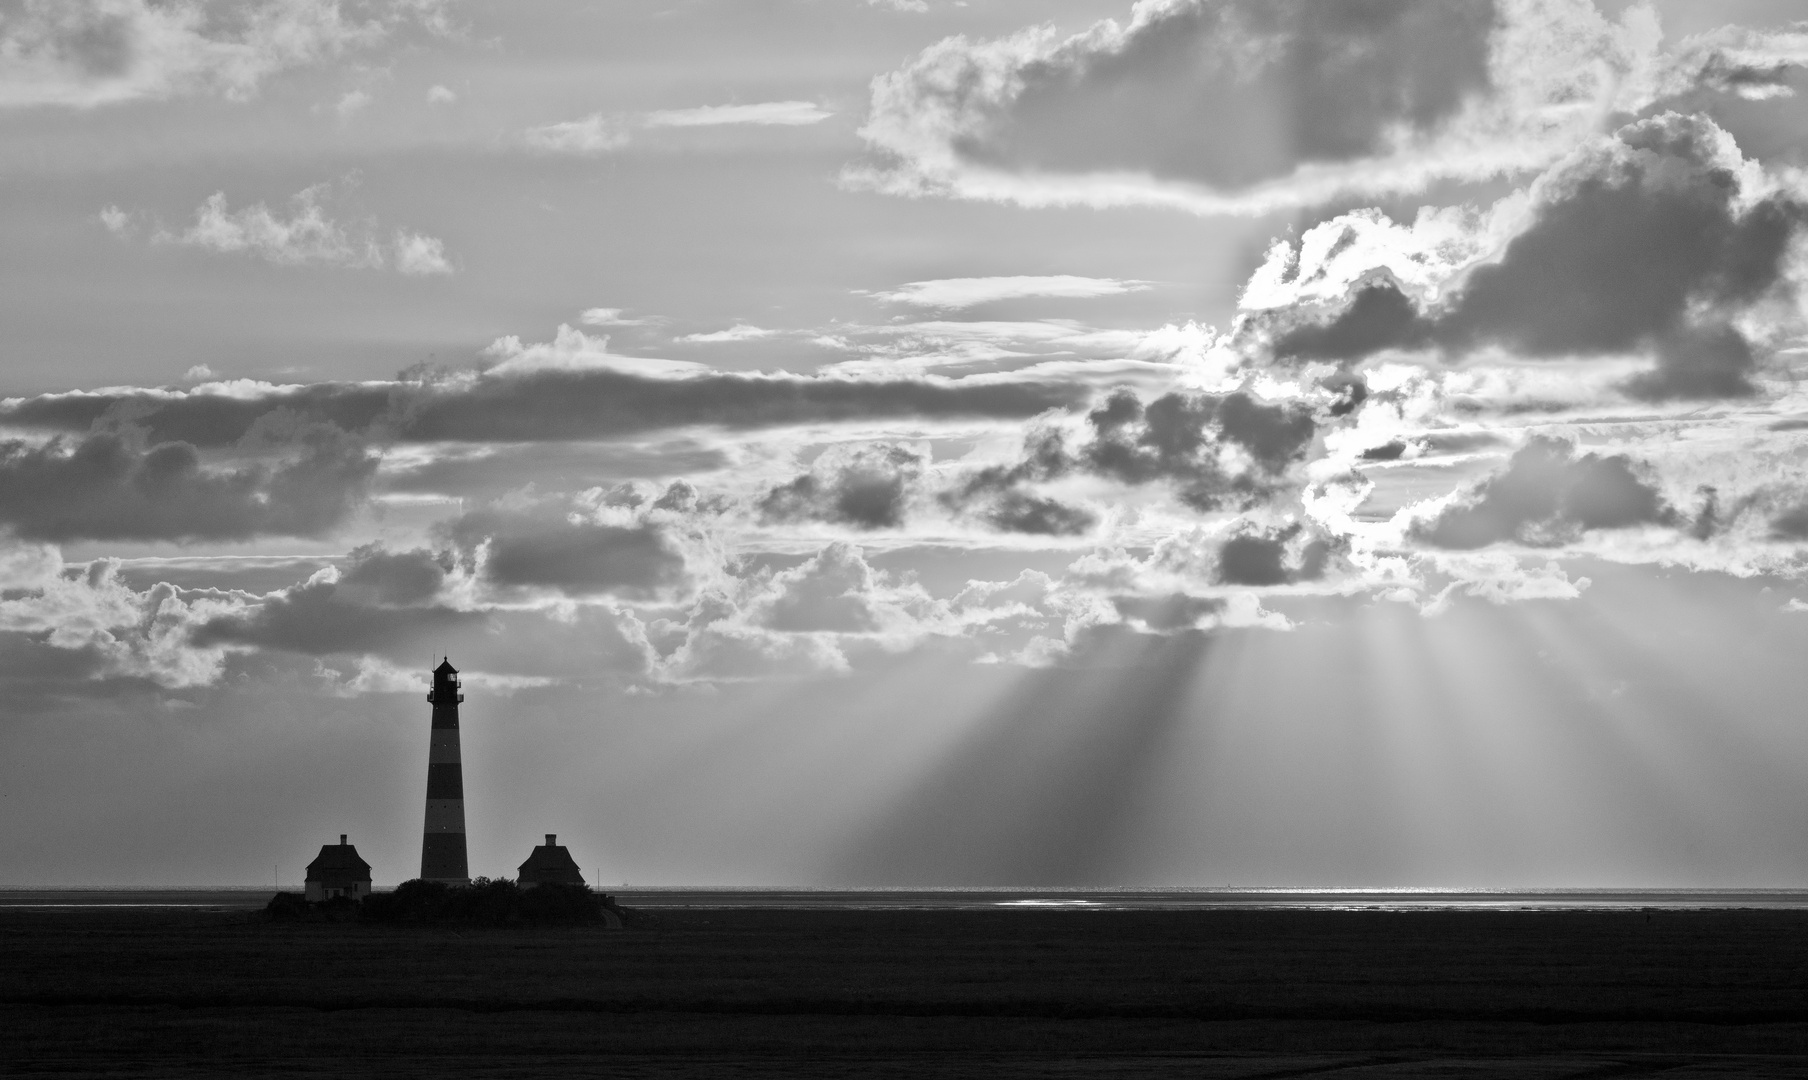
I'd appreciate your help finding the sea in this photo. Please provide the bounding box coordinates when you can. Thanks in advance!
[5,887,1808,911]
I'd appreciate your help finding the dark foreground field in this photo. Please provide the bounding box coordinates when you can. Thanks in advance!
[6,905,1808,1078]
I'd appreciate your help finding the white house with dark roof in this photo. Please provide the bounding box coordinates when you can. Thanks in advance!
[304,835,372,901]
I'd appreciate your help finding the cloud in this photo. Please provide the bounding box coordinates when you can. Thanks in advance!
[392,231,452,275]
[970,490,1097,537]
[334,88,369,116]
[192,574,481,657]
[425,83,455,105]
[0,365,1089,447]
[866,275,1151,309]
[137,184,455,273]
[335,544,448,606]
[1411,436,1677,550]
[939,429,1096,535]
[1109,592,1223,632]
[0,0,448,109]
[482,324,703,377]
[1659,22,1808,101]
[1215,525,1333,586]
[758,444,926,530]
[675,324,777,344]
[578,307,649,327]
[855,0,1679,214]
[754,543,888,633]
[444,507,690,600]
[1263,114,1808,399]
[643,100,832,128]
[525,100,831,155]
[0,430,376,543]
[166,186,381,267]
[658,542,953,682]
[524,113,630,155]
[812,316,1210,387]
[1077,388,1316,510]
[376,441,729,502]
[854,0,1808,217]
[5,531,667,689]
[936,385,1324,533]
[0,550,239,688]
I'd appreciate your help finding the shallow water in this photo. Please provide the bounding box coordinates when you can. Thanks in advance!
[8,886,1808,910]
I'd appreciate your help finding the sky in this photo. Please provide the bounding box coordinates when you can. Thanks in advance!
[5,0,1808,889]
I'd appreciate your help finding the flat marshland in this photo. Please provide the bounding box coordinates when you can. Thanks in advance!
[5,903,1808,1077]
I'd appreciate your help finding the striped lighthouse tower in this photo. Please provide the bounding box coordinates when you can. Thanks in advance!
[420,657,470,884]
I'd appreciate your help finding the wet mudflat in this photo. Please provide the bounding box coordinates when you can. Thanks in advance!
[4,905,1808,1077]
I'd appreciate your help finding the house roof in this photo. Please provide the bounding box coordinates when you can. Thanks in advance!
[306,842,371,879]
[519,841,583,881]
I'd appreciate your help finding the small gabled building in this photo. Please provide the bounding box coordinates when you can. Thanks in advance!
[305,835,373,901]
[518,834,585,888]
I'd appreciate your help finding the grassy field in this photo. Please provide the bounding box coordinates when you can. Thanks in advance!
[5,904,1808,1076]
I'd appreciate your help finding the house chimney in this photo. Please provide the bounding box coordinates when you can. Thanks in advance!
[546,834,556,846]
[340,834,347,845]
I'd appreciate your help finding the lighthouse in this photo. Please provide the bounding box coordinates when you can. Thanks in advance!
[420,658,471,884]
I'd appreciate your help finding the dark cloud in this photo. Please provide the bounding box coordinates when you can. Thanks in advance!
[0,369,1087,447]
[1770,501,1808,539]
[193,581,483,657]
[402,370,1085,445]
[4,634,110,686]
[759,445,924,530]
[1321,371,1369,417]
[979,491,1096,537]
[1217,534,1291,586]
[1270,115,1806,399]
[1218,392,1319,470]
[445,510,687,599]
[1216,525,1335,586]
[1273,278,1426,362]
[939,430,1095,536]
[942,388,1318,523]
[336,545,448,607]
[1413,436,1677,550]
[1628,323,1760,401]
[1084,390,1214,483]
[0,430,375,542]
[1111,593,1224,632]
[1080,389,1315,510]
[1690,485,1721,542]
[901,0,1493,190]
[0,384,395,447]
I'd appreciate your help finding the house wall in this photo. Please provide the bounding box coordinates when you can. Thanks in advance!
[304,879,370,902]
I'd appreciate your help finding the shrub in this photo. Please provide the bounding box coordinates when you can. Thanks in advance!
[264,891,361,923]
[265,891,308,921]
[360,878,617,926]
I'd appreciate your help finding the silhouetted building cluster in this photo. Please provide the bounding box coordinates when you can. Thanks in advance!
[292,658,596,899]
